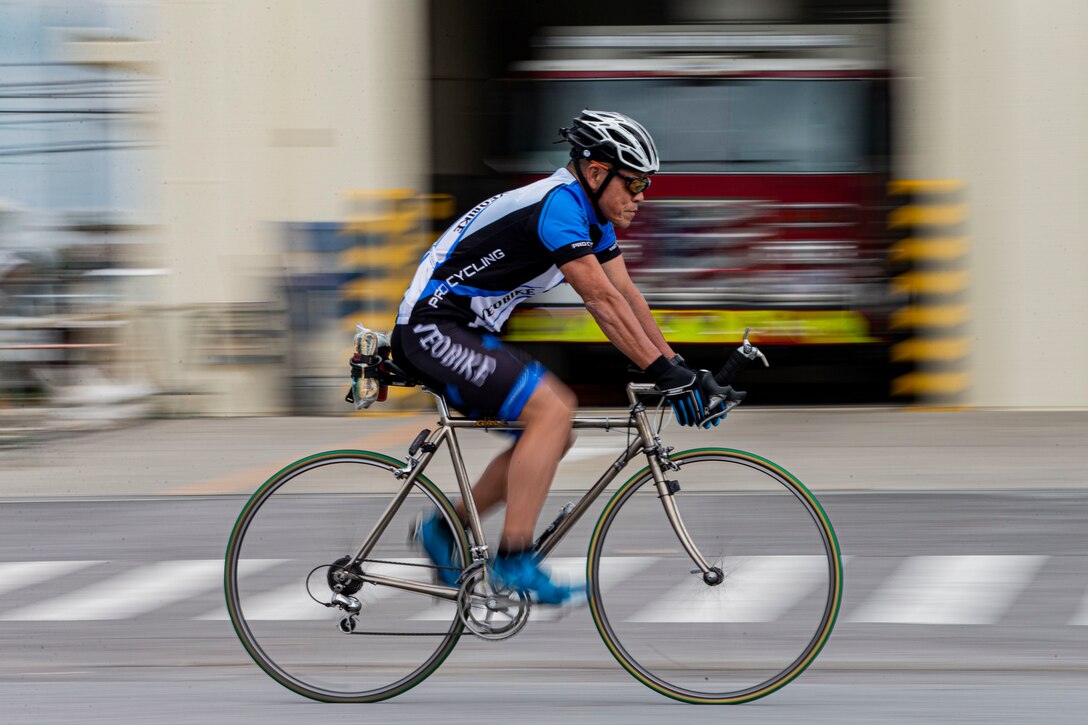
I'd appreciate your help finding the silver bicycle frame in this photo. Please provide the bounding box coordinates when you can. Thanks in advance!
[345,382,722,602]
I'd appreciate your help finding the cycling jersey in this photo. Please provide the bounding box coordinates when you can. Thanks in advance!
[395,167,621,332]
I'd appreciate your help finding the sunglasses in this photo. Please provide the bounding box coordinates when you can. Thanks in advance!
[590,160,652,195]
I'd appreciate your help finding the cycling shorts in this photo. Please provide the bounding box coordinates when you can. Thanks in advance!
[391,320,546,420]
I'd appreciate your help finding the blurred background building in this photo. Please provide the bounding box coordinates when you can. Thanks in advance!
[0,0,1085,436]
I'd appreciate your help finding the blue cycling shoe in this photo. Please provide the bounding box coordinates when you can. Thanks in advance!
[491,551,584,606]
[412,511,461,586]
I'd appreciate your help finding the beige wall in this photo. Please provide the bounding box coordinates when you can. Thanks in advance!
[154,0,429,414]
[895,0,1088,407]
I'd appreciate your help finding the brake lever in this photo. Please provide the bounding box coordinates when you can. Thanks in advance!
[700,398,743,427]
[741,327,770,368]
[707,381,746,405]
[697,370,746,426]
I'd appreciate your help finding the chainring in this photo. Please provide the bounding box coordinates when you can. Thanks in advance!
[457,565,530,641]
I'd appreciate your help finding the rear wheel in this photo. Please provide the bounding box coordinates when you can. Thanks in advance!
[587,448,843,704]
[224,450,469,702]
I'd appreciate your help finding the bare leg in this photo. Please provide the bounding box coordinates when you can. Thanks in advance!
[498,373,577,551]
[453,446,514,525]
[454,430,576,526]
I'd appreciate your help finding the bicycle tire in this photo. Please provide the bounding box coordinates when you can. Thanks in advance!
[224,450,470,702]
[587,448,843,704]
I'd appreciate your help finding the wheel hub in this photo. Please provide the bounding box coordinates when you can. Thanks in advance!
[327,556,365,596]
[702,566,724,586]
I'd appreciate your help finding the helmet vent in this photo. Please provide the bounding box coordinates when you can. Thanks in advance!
[558,109,660,174]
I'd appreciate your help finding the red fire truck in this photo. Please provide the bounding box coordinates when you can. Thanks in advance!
[495,24,896,403]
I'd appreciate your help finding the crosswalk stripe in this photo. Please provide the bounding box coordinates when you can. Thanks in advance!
[412,556,657,622]
[561,447,620,464]
[201,581,330,622]
[1069,586,1088,625]
[848,555,1046,624]
[629,556,830,623]
[0,561,104,598]
[0,555,1073,626]
[201,559,432,621]
[0,559,279,621]
[536,556,655,622]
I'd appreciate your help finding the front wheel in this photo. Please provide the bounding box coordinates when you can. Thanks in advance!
[587,448,843,704]
[224,450,470,702]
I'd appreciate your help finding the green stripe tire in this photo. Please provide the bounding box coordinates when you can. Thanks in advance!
[586,448,843,704]
[224,450,470,702]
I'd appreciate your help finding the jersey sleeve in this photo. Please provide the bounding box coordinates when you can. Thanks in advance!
[594,224,621,264]
[534,186,598,266]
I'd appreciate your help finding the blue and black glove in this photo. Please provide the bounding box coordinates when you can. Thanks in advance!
[645,356,724,428]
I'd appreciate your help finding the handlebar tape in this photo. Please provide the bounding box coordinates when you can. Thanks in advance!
[697,370,747,405]
[715,348,752,387]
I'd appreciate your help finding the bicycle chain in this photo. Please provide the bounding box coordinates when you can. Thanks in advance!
[359,556,462,574]
[337,557,467,637]
[336,558,529,641]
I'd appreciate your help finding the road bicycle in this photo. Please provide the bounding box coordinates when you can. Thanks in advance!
[224,331,844,704]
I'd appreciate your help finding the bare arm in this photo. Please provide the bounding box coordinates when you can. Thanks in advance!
[558,254,662,369]
[599,254,677,361]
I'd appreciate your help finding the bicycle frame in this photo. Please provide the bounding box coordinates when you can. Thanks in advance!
[345,383,733,603]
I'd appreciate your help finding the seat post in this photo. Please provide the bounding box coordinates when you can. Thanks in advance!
[425,387,453,424]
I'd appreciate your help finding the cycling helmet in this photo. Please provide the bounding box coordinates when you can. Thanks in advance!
[560,110,660,174]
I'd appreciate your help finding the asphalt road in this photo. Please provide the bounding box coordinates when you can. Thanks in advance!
[1,408,1086,722]
[1,490,1087,724]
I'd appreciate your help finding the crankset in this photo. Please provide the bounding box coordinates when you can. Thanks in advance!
[457,564,531,641]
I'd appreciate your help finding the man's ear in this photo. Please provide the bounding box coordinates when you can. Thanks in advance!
[584,162,603,191]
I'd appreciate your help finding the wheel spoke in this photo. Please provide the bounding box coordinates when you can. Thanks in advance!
[224,452,469,702]
[588,450,843,704]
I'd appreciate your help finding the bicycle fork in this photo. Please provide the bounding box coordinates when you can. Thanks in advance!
[631,406,724,588]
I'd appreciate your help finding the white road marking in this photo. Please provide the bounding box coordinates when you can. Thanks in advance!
[1067,583,1088,625]
[848,555,1046,625]
[199,580,324,622]
[0,555,1069,626]
[0,559,279,621]
[629,556,830,623]
[413,556,656,622]
[562,447,622,464]
[535,556,656,622]
[201,559,432,621]
[0,561,104,599]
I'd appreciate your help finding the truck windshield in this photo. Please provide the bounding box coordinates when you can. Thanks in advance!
[506,78,887,173]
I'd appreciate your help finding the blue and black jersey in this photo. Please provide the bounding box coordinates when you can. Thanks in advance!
[396,168,621,333]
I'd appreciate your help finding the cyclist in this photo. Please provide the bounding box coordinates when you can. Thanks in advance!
[392,109,724,604]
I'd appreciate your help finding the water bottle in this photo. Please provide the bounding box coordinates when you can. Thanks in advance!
[351,324,391,409]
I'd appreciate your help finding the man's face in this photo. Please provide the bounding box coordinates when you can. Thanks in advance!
[586,162,651,230]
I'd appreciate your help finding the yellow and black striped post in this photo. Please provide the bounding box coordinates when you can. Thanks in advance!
[888,179,970,407]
